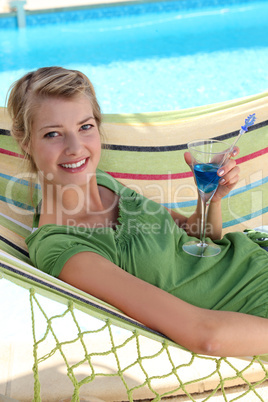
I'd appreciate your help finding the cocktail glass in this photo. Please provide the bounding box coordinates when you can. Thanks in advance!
[182,139,231,257]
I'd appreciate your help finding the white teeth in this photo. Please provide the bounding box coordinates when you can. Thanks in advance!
[61,159,86,169]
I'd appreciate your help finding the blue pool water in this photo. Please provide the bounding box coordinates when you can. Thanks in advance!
[0,0,268,112]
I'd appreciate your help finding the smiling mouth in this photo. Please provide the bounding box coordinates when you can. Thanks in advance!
[60,158,87,169]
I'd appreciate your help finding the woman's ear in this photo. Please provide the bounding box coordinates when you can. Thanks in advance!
[20,140,31,155]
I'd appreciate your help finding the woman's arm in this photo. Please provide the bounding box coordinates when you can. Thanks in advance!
[59,252,268,357]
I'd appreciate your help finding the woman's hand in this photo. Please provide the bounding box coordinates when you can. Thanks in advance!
[184,147,240,203]
[211,147,240,202]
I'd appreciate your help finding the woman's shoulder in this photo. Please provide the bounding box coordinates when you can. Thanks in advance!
[25,224,69,245]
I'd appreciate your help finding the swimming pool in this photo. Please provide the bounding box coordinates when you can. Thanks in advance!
[0,0,268,112]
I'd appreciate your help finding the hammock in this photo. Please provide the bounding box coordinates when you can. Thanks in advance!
[0,91,268,401]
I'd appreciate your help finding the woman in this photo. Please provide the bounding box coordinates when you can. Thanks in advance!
[7,66,268,357]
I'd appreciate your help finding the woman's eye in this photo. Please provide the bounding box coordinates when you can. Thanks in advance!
[81,124,93,131]
[45,131,59,138]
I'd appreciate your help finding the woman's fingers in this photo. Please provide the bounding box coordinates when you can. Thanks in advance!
[184,151,192,167]
[231,146,239,157]
[218,158,237,177]
[219,165,240,186]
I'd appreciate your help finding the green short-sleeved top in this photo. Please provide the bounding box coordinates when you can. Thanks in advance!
[25,169,268,318]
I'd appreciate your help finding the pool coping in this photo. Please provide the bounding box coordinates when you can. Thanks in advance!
[0,0,177,18]
[0,0,265,21]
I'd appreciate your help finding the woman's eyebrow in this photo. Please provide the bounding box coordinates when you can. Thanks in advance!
[39,116,95,131]
[39,123,63,131]
[78,116,95,125]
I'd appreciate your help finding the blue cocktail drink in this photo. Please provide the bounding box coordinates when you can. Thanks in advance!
[194,163,220,194]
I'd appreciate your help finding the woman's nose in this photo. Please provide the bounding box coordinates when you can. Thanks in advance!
[65,133,83,155]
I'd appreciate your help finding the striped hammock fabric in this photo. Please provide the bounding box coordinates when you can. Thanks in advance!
[99,95,268,234]
[0,92,268,401]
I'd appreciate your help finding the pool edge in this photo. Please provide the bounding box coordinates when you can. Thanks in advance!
[0,0,177,18]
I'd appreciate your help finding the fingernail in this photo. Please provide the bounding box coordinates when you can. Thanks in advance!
[219,178,225,184]
[218,169,224,176]
[232,150,238,156]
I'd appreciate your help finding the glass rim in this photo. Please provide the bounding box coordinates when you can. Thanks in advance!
[187,139,232,154]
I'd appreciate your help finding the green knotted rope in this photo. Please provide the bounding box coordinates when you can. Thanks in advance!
[29,288,268,402]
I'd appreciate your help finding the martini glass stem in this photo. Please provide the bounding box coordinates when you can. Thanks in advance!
[200,197,209,249]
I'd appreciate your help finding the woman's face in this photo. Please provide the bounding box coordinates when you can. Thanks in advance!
[29,95,102,188]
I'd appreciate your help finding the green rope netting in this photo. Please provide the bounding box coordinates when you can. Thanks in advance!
[28,288,268,402]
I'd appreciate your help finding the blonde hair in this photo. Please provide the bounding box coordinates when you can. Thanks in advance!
[7,66,102,173]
